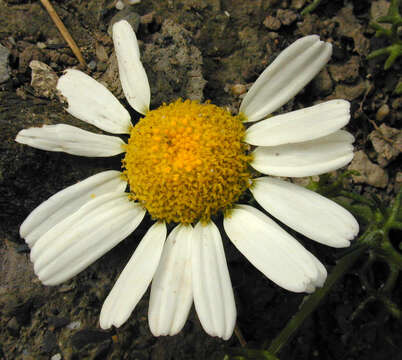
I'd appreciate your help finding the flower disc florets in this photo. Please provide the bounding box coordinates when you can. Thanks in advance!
[123,99,252,224]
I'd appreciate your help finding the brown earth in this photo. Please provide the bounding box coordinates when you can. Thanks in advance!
[0,0,401,359]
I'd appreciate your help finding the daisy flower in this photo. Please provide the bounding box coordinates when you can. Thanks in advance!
[16,20,359,340]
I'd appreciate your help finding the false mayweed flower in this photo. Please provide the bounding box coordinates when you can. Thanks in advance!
[16,20,359,340]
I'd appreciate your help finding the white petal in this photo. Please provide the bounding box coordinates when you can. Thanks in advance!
[20,171,127,247]
[30,193,145,285]
[240,35,332,122]
[245,100,350,146]
[148,225,193,336]
[251,177,359,247]
[310,255,327,289]
[100,222,167,329]
[251,130,355,177]
[224,205,326,293]
[57,69,132,134]
[15,124,125,157]
[113,20,150,115]
[192,222,236,340]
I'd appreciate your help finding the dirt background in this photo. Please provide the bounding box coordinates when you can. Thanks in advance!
[0,0,401,359]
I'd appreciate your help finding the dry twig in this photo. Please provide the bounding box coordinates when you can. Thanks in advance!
[39,0,86,67]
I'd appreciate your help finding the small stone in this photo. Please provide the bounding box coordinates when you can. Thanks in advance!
[66,320,81,330]
[0,43,11,83]
[231,83,247,96]
[115,0,125,10]
[16,86,27,100]
[58,284,74,293]
[312,68,333,96]
[290,0,306,9]
[331,81,367,101]
[263,15,281,30]
[277,9,297,26]
[265,42,273,56]
[96,43,109,63]
[29,60,58,99]
[328,56,360,83]
[108,7,141,37]
[8,36,16,45]
[348,151,389,188]
[51,354,62,360]
[141,11,155,25]
[87,60,97,71]
[376,104,390,122]
[36,42,47,49]
[267,31,279,39]
[46,38,62,46]
[369,124,402,166]
[392,97,402,109]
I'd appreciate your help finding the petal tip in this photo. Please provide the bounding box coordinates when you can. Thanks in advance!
[112,19,130,32]
[299,34,320,44]
[99,314,113,330]
[350,218,360,239]
[40,277,60,287]
[15,131,24,144]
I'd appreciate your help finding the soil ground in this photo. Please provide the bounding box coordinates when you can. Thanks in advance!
[0,0,401,359]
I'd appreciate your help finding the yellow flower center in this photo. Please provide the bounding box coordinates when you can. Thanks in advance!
[123,99,252,224]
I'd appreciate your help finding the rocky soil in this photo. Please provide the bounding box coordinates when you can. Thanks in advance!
[0,0,401,359]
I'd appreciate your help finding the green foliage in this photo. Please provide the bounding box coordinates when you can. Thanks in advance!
[395,80,402,94]
[368,0,402,91]
[301,0,323,16]
[224,349,279,360]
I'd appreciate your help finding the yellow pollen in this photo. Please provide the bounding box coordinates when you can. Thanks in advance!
[123,99,252,224]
